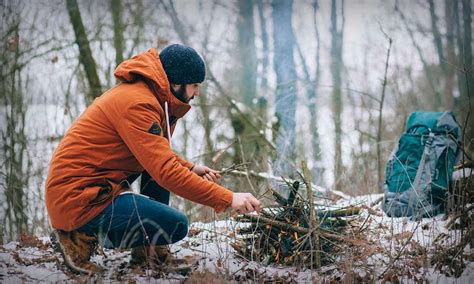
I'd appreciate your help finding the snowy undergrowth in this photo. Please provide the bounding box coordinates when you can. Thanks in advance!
[1,194,473,283]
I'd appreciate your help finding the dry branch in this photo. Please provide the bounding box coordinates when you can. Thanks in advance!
[233,168,363,268]
[301,160,321,268]
[225,169,350,200]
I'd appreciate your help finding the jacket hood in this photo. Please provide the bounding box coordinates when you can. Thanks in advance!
[114,48,191,119]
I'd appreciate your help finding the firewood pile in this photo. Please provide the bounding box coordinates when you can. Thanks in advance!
[232,162,362,268]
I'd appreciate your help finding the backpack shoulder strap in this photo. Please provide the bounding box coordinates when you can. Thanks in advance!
[413,132,435,190]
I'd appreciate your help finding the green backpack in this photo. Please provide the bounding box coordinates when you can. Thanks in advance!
[383,112,462,218]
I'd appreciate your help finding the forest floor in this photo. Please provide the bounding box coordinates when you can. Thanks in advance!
[1,192,473,283]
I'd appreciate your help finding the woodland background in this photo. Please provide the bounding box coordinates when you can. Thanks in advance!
[0,0,473,243]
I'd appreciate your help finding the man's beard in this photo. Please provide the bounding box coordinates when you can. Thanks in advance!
[171,85,190,103]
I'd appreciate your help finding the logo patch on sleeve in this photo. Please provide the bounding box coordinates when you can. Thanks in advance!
[148,122,162,136]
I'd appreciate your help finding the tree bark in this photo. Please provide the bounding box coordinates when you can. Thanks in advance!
[311,0,323,182]
[377,36,392,191]
[428,0,445,70]
[233,0,261,166]
[444,0,455,109]
[461,0,473,152]
[110,0,125,68]
[428,0,451,108]
[1,4,28,240]
[127,0,144,58]
[461,0,472,86]
[66,0,102,102]
[454,0,465,105]
[257,0,269,92]
[237,0,257,107]
[330,0,344,190]
[198,85,214,165]
[272,0,298,177]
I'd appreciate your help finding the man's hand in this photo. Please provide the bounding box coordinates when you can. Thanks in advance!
[191,165,221,183]
[231,193,261,213]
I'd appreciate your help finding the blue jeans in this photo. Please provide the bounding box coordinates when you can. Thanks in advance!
[78,172,188,248]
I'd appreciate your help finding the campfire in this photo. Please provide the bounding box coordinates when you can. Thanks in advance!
[232,162,363,268]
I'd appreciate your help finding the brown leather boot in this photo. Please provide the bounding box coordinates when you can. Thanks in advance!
[51,229,104,274]
[130,245,191,274]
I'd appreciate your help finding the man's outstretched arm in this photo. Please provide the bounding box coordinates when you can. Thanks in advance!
[114,102,260,213]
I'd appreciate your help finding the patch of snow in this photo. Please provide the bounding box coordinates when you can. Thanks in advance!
[2,243,18,251]
[0,194,472,282]
[453,168,473,180]
[0,253,15,265]
[19,265,69,282]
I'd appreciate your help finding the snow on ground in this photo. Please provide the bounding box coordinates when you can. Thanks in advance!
[0,194,472,283]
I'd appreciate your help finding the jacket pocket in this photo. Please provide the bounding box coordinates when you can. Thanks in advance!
[88,184,113,206]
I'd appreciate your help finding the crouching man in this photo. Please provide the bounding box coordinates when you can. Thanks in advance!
[45,44,261,274]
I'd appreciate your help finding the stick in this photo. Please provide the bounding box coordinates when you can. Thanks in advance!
[317,206,361,218]
[237,214,309,234]
[237,214,352,243]
[218,162,251,175]
[287,181,300,206]
[226,170,350,200]
[301,160,321,269]
[211,140,236,164]
[271,189,288,206]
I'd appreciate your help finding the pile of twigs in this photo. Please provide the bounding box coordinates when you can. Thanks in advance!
[232,162,362,268]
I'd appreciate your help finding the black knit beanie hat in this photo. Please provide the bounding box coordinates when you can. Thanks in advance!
[159,44,206,84]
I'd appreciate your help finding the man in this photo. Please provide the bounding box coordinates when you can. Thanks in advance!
[45,44,261,274]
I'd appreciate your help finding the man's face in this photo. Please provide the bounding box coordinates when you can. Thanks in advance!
[171,83,200,103]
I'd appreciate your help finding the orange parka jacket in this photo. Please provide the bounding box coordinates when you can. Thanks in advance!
[45,48,233,231]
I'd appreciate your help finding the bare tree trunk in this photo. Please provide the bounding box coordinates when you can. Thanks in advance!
[110,0,125,68]
[294,2,322,183]
[232,0,259,165]
[461,0,473,152]
[377,36,392,191]
[1,3,29,240]
[198,85,214,165]
[428,0,445,70]
[330,0,344,190]
[237,0,257,107]
[444,0,455,109]
[181,119,195,215]
[127,0,144,58]
[66,0,102,102]
[428,0,452,108]
[454,0,465,105]
[311,0,323,182]
[254,1,271,167]
[257,0,269,92]
[461,0,472,94]
[272,0,297,177]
